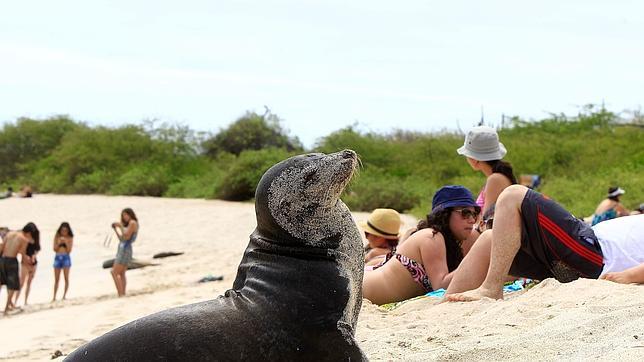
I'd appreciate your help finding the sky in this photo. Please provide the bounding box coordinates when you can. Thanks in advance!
[1,1,643,147]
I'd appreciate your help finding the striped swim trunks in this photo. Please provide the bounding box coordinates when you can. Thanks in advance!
[509,189,604,282]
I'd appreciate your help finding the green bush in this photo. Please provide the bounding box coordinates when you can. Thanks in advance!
[343,170,422,213]
[109,164,171,196]
[1,109,641,217]
[203,111,302,157]
[215,148,296,201]
[0,116,81,182]
[165,160,226,199]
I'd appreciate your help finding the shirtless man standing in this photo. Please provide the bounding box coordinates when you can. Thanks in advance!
[0,222,39,315]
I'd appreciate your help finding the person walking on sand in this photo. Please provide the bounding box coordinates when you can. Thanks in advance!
[52,222,74,301]
[0,223,39,315]
[14,227,41,307]
[445,185,644,302]
[111,208,138,297]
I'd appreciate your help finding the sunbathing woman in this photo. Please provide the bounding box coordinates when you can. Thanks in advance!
[52,222,74,301]
[362,186,480,305]
[457,126,516,215]
[591,186,630,226]
[360,208,401,266]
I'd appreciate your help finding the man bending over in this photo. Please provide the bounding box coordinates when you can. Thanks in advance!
[0,222,39,314]
[446,185,644,301]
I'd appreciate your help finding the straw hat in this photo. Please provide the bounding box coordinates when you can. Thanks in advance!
[457,126,507,161]
[360,209,401,240]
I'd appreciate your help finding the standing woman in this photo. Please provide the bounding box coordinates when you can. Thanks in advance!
[52,222,74,301]
[15,227,41,306]
[457,126,516,219]
[111,208,138,297]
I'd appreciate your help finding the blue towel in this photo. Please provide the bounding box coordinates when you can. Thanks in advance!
[425,279,533,298]
[425,289,446,297]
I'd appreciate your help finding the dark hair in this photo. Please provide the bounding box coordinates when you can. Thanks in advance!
[22,222,40,250]
[56,222,74,238]
[484,160,517,184]
[416,208,464,272]
[121,208,138,226]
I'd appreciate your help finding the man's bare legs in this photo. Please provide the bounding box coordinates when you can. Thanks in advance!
[447,185,528,301]
[446,230,493,294]
[4,290,16,315]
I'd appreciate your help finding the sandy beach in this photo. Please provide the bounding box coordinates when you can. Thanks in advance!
[1,195,643,361]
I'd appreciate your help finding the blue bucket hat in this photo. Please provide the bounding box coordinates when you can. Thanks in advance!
[431,185,478,213]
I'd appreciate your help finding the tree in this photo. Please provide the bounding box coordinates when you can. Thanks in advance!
[202,111,302,157]
[0,116,82,181]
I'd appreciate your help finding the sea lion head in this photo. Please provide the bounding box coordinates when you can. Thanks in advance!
[254,149,358,248]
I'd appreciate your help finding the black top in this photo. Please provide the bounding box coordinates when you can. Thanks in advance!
[26,242,41,257]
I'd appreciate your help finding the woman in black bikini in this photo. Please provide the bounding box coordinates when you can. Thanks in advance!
[52,222,74,301]
[14,227,41,306]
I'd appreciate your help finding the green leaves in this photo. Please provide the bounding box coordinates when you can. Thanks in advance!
[0,107,641,217]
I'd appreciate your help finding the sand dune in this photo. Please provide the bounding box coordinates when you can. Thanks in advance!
[1,195,643,361]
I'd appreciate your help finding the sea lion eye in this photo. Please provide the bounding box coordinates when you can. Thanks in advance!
[303,171,318,185]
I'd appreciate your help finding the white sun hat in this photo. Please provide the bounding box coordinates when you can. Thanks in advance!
[456,126,507,161]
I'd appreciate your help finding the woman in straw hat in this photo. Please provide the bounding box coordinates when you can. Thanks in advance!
[457,126,516,218]
[362,186,480,305]
[360,209,401,265]
[591,186,630,226]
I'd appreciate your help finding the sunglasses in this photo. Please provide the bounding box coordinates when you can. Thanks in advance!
[484,218,494,229]
[453,208,480,220]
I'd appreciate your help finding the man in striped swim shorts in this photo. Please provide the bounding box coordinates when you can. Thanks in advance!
[445,185,644,301]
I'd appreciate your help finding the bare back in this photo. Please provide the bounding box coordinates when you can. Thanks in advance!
[362,228,451,305]
[1,231,27,258]
[595,199,617,214]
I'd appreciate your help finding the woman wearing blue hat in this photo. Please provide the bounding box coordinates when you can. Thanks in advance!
[362,185,480,305]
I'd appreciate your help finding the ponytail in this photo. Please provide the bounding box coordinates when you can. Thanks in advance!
[486,160,517,184]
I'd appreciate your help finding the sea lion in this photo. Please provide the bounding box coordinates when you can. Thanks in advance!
[66,149,366,361]
[101,258,158,270]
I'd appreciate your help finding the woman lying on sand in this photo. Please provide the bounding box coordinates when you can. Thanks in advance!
[362,186,480,305]
[361,208,401,266]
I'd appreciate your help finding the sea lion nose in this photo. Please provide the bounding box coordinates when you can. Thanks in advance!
[342,149,356,159]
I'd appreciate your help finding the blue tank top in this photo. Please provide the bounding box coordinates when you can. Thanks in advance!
[121,232,137,248]
[591,208,617,226]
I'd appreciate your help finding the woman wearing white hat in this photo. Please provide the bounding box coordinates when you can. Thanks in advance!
[591,186,630,226]
[457,126,517,221]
